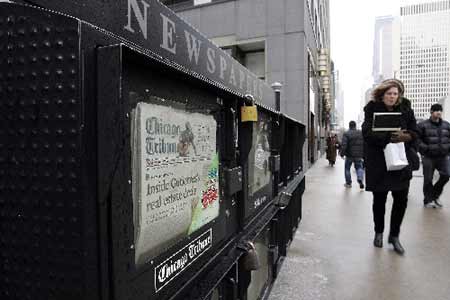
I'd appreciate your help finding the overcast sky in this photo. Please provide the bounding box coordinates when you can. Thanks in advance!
[330,0,436,125]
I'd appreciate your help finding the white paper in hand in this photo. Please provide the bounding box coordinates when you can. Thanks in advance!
[384,142,408,171]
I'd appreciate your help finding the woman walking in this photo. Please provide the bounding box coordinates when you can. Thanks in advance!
[326,133,339,166]
[362,79,418,255]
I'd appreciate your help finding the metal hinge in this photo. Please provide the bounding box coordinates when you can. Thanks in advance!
[269,155,280,172]
[223,166,243,196]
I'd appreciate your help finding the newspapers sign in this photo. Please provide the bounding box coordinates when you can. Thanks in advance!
[132,102,219,266]
[14,0,274,105]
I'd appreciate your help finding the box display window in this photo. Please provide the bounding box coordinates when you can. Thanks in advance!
[245,111,273,219]
[130,97,219,266]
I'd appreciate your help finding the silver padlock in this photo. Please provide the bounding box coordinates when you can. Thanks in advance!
[241,241,260,271]
[276,191,292,208]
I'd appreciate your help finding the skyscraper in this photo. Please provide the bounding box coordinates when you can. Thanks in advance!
[372,16,400,83]
[334,70,345,128]
[400,0,450,120]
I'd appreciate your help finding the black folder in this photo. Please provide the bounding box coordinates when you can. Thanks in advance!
[372,112,402,131]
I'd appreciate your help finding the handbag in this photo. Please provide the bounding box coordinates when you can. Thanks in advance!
[406,146,420,171]
[384,142,408,171]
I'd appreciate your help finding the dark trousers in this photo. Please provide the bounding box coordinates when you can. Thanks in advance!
[422,156,450,202]
[372,189,409,237]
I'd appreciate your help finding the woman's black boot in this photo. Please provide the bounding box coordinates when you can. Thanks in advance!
[388,236,405,255]
[373,233,383,248]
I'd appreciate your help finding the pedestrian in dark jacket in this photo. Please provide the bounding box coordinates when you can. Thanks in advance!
[417,103,450,208]
[362,79,418,255]
[340,121,364,189]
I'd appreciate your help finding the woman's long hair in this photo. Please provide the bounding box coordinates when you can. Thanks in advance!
[371,79,405,105]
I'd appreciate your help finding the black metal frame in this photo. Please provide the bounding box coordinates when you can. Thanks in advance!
[96,44,243,300]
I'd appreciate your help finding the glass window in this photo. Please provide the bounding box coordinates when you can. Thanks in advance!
[245,51,266,80]
[194,0,212,5]
[160,0,190,5]
[221,44,266,80]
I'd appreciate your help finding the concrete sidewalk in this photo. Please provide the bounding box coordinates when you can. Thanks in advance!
[268,157,450,300]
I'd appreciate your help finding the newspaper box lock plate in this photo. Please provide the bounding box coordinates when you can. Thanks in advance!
[241,103,258,122]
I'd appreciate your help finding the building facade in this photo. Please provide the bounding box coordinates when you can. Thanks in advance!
[162,0,333,165]
[440,96,450,120]
[399,0,450,120]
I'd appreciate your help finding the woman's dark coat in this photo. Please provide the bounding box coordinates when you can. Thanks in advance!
[326,136,339,163]
[362,99,418,192]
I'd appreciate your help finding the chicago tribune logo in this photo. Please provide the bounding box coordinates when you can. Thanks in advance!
[154,229,213,292]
